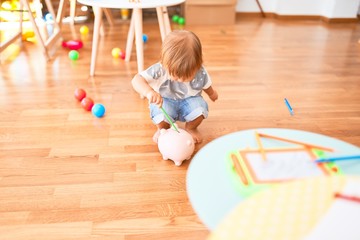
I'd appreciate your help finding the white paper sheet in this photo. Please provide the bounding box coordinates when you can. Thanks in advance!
[304,181,360,240]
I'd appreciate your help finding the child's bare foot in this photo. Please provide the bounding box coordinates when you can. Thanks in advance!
[152,129,160,143]
[186,128,202,144]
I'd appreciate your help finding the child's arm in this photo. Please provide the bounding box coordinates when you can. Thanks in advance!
[204,86,218,102]
[131,74,163,106]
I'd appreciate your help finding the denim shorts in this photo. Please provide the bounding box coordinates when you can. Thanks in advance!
[149,96,209,124]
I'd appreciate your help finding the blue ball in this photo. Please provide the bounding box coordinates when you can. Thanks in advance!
[44,13,53,22]
[142,34,148,43]
[92,103,106,118]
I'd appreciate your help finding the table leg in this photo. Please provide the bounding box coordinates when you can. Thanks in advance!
[156,7,166,41]
[133,8,144,72]
[162,6,171,36]
[125,11,135,62]
[90,6,103,76]
[69,0,76,25]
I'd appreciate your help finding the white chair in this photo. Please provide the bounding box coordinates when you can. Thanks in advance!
[0,0,62,61]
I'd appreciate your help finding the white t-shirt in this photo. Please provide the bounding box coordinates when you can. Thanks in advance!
[139,63,212,100]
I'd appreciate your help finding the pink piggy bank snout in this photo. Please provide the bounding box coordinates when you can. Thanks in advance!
[157,128,195,166]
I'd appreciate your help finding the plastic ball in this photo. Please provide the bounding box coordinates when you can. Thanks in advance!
[68,50,79,60]
[44,13,53,22]
[81,97,94,111]
[178,17,185,25]
[142,34,148,43]
[92,103,106,118]
[74,88,86,101]
[111,47,122,58]
[172,15,179,23]
[119,51,126,60]
[80,25,89,35]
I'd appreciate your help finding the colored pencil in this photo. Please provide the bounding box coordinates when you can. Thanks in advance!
[160,107,180,133]
[315,154,360,163]
[231,154,249,186]
[255,131,266,161]
[334,193,360,203]
[284,98,294,115]
[258,132,334,152]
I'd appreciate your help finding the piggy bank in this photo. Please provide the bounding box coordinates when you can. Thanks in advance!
[157,127,195,166]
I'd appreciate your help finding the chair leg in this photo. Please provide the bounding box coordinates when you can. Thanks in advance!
[56,0,67,29]
[1,0,61,61]
[21,0,50,59]
[255,0,265,18]
[103,9,115,26]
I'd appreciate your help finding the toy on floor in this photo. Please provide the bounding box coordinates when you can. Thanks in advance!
[92,103,106,118]
[142,34,148,43]
[62,40,83,50]
[111,47,125,59]
[81,97,94,111]
[74,88,106,117]
[68,50,79,60]
[80,25,89,35]
[74,88,86,101]
[171,15,185,25]
[157,126,195,166]
[227,132,341,197]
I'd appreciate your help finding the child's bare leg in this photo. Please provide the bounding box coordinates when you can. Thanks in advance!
[153,121,170,143]
[185,116,204,143]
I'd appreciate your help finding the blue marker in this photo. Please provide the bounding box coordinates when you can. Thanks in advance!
[315,154,360,163]
[284,98,294,115]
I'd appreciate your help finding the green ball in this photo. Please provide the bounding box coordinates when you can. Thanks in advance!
[68,50,79,60]
[172,15,179,23]
[178,17,185,25]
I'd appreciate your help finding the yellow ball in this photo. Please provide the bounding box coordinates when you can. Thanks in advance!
[111,48,122,58]
[80,25,89,35]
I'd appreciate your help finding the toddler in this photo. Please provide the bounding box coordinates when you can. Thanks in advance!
[131,30,218,143]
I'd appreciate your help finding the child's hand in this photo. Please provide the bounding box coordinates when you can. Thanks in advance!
[209,90,218,102]
[146,90,163,107]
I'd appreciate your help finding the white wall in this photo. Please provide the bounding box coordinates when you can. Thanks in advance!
[236,0,360,18]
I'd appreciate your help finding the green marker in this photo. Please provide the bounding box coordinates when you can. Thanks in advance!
[160,107,179,133]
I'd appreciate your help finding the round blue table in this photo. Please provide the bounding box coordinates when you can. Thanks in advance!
[186,128,360,230]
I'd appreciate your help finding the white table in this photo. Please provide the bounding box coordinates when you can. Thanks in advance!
[77,0,185,76]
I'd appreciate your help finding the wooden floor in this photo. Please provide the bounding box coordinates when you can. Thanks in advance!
[1,16,360,240]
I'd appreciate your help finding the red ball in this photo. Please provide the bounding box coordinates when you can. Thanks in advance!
[81,97,94,111]
[74,88,86,101]
[120,51,126,60]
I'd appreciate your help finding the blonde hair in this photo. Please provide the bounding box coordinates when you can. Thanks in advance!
[160,30,203,80]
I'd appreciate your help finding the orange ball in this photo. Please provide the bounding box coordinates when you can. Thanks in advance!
[81,97,94,111]
[74,88,86,101]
